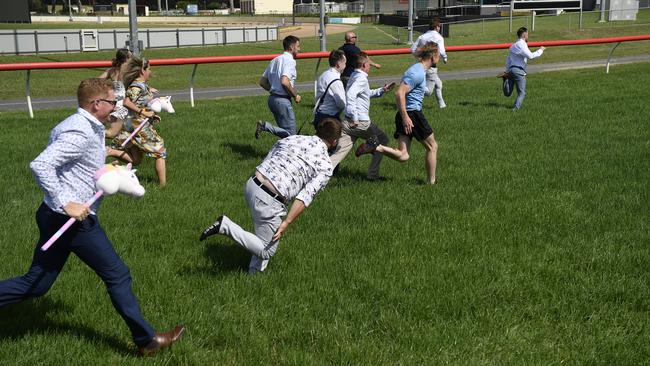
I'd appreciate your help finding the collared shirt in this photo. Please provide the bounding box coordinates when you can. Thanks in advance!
[506,38,544,72]
[339,43,362,78]
[345,69,385,122]
[30,108,106,215]
[402,63,427,112]
[256,135,332,207]
[262,51,297,97]
[411,30,447,61]
[315,67,346,117]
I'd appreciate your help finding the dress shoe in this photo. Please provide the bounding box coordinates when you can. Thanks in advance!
[355,136,380,157]
[199,216,223,241]
[255,121,264,139]
[138,324,185,357]
[366,176,387,182]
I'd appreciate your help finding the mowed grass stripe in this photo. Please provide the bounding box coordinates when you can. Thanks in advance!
[0,63,648,364]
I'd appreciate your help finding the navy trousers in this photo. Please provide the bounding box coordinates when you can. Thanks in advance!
[0,203,155,347]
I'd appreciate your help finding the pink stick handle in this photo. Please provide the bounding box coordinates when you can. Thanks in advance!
[40,190,104,251]
[120,118,149,148]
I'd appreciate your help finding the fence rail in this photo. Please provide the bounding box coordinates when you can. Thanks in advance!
[2,34,649,117]
[0,26,279,56]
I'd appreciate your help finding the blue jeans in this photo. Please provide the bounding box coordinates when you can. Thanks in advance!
[0,203,155,347]
[503,67,527,110]
[263,95,296,138]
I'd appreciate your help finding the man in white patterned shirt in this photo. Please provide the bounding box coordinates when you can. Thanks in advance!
[411,19,448,109]
[256,35,302,139]
[0,78,184,356]
[502,27,545,110]
[200,119,342,274]
[329,52,394,181]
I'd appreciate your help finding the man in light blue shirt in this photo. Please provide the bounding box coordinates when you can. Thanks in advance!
[356,42,440,185]
[0,78,184,356]
[503,27,546,110]
[257,35,302,139]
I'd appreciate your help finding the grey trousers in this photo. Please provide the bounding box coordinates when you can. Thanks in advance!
[503,67,527,110]
[262,95,296,138]
[426,67,446,108]
[219,178,287,274]
[329,119,389,179]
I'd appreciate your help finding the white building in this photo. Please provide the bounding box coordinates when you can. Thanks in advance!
[241,0,293,14]
[361,0,442,13]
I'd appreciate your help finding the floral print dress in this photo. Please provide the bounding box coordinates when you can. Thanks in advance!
[111,81,167,159]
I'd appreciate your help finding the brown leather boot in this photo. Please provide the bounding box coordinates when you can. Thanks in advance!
[138,324,185,356]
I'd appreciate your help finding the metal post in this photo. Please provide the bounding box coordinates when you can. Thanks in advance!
[599,0,606,22]
[408,0,414,44]
[509,0,514,32]
[68,0,73,21]
[128,0,140,56]
[176,28,180,48]
[165,0,169,14]
[189,64,198,107]
[34,31,39,55]
[319,0,326,51]
[147,28,151,49]
[113,29,117,48]
[579,1,583,29]
[292,4,295,26]
[532,10,536,31]
[202,28,205,46]
[26,70,34,119]
[606,42,621,73]
[14,29,18,55]
[64,35,69,53]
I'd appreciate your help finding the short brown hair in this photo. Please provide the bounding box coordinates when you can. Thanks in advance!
[429,19,441,31]
[315,118,342,142]
[77,78,112,106]
[417,42,439,61]
[354,51,369,69]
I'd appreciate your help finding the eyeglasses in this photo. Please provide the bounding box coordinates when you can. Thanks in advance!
[96,99,118,106]
[350,36,357,39]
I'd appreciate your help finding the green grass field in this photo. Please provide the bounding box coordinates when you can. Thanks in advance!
[0,63,649,364]
[1,10,649,100]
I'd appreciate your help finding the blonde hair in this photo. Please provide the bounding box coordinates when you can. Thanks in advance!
[77,78,113,106]
[122,57,150,87]
[417,41,439,61]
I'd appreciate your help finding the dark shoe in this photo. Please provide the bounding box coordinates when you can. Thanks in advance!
[199,216,223,241]
[355,136,380,157]
[138,324,185,357]
[255,121,264,139]
[333,164,341,175]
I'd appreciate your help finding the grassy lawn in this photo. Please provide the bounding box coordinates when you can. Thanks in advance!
[0,63,648,364]
[1,10,649,100]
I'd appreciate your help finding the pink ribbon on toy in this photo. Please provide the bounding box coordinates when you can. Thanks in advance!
[120,117,150,148]
[40,190,104,251]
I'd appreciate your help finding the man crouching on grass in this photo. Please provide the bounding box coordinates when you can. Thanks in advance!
[200,118,342,274]
[0,78,184,356]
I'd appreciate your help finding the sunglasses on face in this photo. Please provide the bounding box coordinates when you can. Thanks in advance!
[96,99,118,106]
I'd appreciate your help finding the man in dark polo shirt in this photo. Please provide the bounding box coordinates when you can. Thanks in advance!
[338,31,381,88]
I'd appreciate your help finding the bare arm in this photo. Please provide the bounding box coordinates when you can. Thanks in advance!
[259,76,271,91]
[281,75,301,103]
[395,82,413,135]
[272,199,306,241]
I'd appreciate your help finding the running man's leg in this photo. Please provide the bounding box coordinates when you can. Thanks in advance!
[263,96,296,138]
[420,133,438,184]
[513,72,527,110]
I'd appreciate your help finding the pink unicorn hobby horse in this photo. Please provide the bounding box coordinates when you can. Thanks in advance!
[120,96,175,147]
[40,163,145,251]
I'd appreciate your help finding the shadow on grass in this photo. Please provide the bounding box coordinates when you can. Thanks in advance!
[222,142,266,161]
[181,242,251,276]
[0,298,133,356]
[458,100,512,109]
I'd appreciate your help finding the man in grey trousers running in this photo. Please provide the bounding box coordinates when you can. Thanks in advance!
[503,27,545,110]
[200,119,341,274]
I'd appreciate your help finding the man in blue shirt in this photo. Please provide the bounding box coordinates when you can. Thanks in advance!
[0,78,184,356]
[355,42,440,185]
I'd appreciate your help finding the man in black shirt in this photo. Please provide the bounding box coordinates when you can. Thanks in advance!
[338,31,381,88]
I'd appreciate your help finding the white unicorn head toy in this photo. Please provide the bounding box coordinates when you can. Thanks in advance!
[147,96,175,114]
[41,163,145,251]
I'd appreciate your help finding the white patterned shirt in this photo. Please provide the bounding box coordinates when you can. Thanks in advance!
[315,67,346,117]
[30,108,106,215]
[506,38,544,73]
[345,69,385,122]
[262,51,297,97]
[256,135,332,207]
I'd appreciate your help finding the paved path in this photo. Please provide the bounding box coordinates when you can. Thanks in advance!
[2,54,649,112]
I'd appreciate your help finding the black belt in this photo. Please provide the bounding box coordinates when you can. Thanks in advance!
[509,65,526,71]
[252,176,286,204]
[270,93,291,100]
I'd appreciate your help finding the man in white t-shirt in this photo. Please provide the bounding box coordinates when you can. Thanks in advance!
[411,19,448,109]
[503,27,545,110]
[257,35,302,139]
